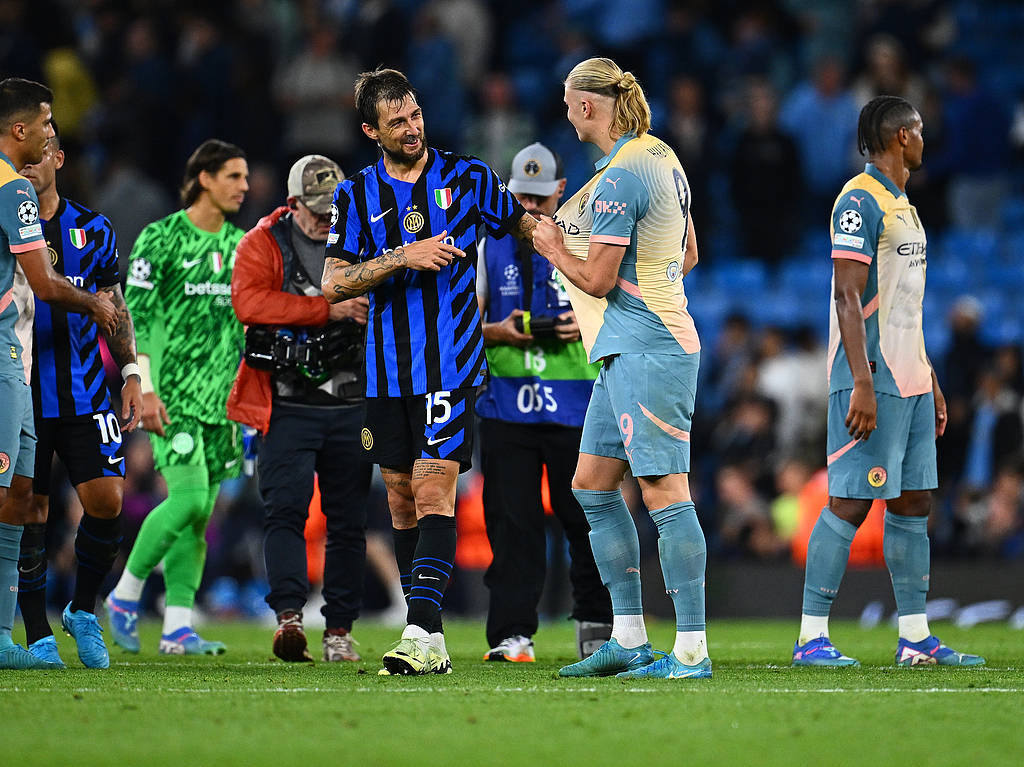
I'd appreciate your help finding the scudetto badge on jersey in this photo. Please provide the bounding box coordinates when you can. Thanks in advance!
[69,228,87,249]
[434,188,453,209]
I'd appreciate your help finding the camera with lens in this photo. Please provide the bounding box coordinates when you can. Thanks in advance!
[513,311,573,340]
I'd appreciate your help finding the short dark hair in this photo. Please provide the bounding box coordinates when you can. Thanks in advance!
[0,78,53,130]
[180,138,246,207]
[857,95,919,156]
[354,68,417,128]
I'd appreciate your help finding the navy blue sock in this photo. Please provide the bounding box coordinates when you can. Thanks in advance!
[649,502,706,631]
[884,512,930,616]
[71,514,123,614]
[18,522,51,643]
[802,507,857,616]
[406,515,455,633]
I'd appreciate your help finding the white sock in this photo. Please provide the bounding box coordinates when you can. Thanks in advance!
[430,632,446,654]
[672,631,708,665]
[798,614,830,646]
[898,614,930,642]
[401,623,429,640]
[113,571,146,603]
[163,606,192,635]
[611,614,648,648]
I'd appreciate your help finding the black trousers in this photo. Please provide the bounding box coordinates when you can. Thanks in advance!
[259,400,372,630]
[480,418,612,647]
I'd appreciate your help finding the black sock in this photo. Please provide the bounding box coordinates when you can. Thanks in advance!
[392,526,420,604]
[18,522,51,643]
[406,514,456,633]
[71,514,122,614]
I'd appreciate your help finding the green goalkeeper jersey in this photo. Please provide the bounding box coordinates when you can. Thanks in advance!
[125,209,245,425]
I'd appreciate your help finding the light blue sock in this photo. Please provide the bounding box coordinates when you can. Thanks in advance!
[0,521,24,649]
[572,489,642,615]
[649,502,706,631]
[883,512,930,616]
[802,507,857,616]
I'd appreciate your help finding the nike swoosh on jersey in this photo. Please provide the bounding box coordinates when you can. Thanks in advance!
[418,575,440,581]
[370,208,392,223]
[426,436,451,446]
[182,257,204,268]
[107,456,125,465]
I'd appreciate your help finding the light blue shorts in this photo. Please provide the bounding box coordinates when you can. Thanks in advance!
[0,374,35,488]
[580,352,699,477]
[826,389,937,500]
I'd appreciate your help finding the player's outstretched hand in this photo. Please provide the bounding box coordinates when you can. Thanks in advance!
[141,392,171,437]
[845,381,877,440]
[533,216,564,262]
[329,295,369,324]
[404,231,465,272]
[89,291,118,336]
[121,376,143,432]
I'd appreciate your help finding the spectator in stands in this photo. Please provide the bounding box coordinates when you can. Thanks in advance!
[851,34,927,110]
[729,78,802,263]
[665,75,716,232]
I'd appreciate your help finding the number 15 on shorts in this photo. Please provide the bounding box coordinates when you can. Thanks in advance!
[426,391,452,425]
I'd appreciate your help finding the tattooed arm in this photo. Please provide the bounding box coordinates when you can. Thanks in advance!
[98,283,143,431]
[321,231,466,303]
[510,212,539,246]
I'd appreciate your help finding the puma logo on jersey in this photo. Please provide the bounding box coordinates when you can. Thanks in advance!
[604,177,620,189]
[16,188,30,197]
[849,194,864,207]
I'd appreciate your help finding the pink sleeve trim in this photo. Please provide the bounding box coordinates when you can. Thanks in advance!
[590,234,630,246]
[615,276,642,298]
[831,249,871,264]
[10,239,44,254]
[861,295,879,319]
[0,288,12,314]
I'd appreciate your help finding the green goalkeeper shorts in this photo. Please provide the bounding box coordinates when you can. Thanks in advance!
[150,413,242,484]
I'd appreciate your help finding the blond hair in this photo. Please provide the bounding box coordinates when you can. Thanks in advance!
[564,57,651,137]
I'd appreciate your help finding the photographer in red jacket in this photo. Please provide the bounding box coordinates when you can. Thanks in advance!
[227,155,371,662]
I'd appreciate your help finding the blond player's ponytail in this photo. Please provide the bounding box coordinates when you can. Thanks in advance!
[565,57,651,137]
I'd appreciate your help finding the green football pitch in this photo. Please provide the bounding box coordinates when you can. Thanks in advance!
[2,618,1021,766]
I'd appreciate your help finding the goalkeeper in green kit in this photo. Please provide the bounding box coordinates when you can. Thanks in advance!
[105,140,249,654]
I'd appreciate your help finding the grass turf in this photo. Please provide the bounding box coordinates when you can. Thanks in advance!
[2,618,1021,766]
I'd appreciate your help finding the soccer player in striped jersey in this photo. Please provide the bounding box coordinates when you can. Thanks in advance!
[106,140,248,656]
[792,96,983,668]
[321,68,537,675]
[533,58,710,679]
[0,78,117,670]
[5,120,143,669]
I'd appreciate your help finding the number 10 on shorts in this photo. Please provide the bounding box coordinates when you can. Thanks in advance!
[92,412,123,445]
[426,391,452,425]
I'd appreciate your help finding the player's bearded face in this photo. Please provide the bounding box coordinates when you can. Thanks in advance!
[374,96,427,165]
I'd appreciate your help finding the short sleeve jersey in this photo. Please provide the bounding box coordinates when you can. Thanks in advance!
[827,163,931,398]
[0,150,45,381]
[326,148,525,397]
[552,133,699,363]
[124,210,245,424]
[32,198,120,417]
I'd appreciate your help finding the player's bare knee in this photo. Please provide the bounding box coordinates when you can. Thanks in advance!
[830,496,872,527]
[0,476,36,525]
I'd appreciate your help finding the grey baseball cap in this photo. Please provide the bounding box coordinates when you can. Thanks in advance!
[508,142,564,196]
[287,155,345,214]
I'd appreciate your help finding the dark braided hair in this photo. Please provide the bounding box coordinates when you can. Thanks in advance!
[857,95,919,156]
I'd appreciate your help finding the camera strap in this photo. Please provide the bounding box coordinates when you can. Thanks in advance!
[514,239,536,312]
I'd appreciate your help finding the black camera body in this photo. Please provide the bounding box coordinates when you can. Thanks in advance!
[513,311,572,339]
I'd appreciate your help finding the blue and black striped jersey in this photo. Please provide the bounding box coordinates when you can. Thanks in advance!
[32,197,119,417]
[326,148,525,397]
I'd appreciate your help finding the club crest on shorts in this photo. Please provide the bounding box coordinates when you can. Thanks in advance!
[171,432,195,455]
[0,452,10,474]
[361,428,373,451]
[868,466,887,488]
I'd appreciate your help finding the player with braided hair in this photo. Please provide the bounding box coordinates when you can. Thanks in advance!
[791,95,984,668]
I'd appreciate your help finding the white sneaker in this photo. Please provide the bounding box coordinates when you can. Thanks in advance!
[484,634,535,662]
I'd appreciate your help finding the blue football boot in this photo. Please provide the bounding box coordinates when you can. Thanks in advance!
[792,636,860,667]
[28,635,66,669]
[558,639,661,677]
[62,603,110,668]
[895,635,985,667]
[0,641,64,670]
[104,594,140,653]
[617,654,712,679]
[159,627,227,655]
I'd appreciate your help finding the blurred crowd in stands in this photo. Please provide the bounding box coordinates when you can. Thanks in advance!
[7,0,1023,617]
